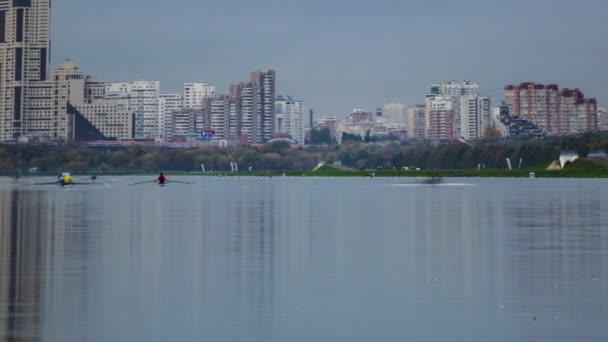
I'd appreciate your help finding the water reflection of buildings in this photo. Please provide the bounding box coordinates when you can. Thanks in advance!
[0,191,47,342]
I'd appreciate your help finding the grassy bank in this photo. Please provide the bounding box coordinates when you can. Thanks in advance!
[3,163,607,179]
[197,165,608,179]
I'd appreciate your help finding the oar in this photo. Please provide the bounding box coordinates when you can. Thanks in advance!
[166,180,195,185]
[32,180,61,186]
[128,180,158,186]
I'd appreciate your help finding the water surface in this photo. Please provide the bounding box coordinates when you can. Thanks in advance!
[0,177,606,341]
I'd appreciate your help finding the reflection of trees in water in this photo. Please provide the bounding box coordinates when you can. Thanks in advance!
[0,190,46,342]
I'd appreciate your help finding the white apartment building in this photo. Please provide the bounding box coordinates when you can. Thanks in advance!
[431,81,479,97]
[275,95,305,143]
[459,95,492,140]
[383,103,407,125]
[76,101,133,140]
[159,93,182,141]
[183,82,216,110]
[129,81,160,140]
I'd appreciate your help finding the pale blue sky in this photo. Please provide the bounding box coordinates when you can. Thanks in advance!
[52,0,607,116]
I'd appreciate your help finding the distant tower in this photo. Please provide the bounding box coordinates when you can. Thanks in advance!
[309,109,314,129]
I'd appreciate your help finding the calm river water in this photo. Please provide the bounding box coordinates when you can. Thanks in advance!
[0,177,606,341]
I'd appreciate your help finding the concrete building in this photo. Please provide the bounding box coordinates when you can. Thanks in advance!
[313,116,339,139]
[159,93,182,141]
[383,103,407,125]
[221,70,276,144]
[171,108,198,138]
[498,101,547,139]
[459,95,492,140]
[275,95,305,143]
[230,82,254,143]
[504,83,597,135]
[61,62,132,140]
[425,96,454,140]
[251,70,276,143]
[599,107,608,131]
[350,109,373,124]
[201,95,234,140]
[129,81,160,140]
[0,0,51,141]
[183,82,216,110]
[406,105,426,140]
[431,81,479,97]
[75,102,133,140]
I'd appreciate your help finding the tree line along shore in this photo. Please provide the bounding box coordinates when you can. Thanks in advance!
[0,131,607,178]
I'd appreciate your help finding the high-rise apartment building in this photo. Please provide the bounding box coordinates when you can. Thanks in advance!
[504,83,597,135]
[159,93,182,141]
[129,81,160,140]
[425,96,454,140]
[171,109,197,138]
[183,82,215,110]
[406,105,426,140]
[459,95,492,140]
[275,95,305,143]
[201,95,234,140]
[0,0,51,141]
[251,70,276,143]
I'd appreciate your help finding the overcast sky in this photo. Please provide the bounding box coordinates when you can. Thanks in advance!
[52,0,607,117]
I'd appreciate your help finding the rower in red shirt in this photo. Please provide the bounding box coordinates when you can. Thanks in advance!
[158,173,166,185]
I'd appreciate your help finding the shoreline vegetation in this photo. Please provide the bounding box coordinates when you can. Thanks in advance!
[2,162,607,180]
[0,131,607,179]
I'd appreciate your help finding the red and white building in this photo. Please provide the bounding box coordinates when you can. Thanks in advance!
[504,83,597,135]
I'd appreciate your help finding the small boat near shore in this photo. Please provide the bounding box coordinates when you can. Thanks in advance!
[422,176,444,185]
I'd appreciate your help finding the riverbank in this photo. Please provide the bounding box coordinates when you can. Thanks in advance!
[98,167,606,178]
[3,164,607,179]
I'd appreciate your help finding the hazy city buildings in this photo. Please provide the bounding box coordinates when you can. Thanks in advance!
[425,81,492,140]
[199,70,276,144]
[599,107,608,131]
[406,105,426,139]
[504,83,597,135]
[183,82,215,110]
[275,95,305,143]
[350,109,373,124]
[382,103,407,125]
[314,116,339,139]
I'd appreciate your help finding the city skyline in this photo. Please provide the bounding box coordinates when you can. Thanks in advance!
[52,0,608,117]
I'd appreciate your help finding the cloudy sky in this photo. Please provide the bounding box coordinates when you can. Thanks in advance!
[52,0,607,117]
